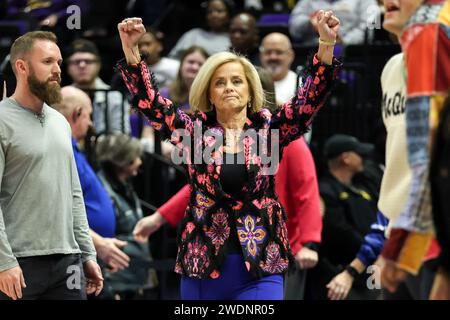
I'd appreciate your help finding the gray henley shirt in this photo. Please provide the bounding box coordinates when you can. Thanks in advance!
[0,97,96,272]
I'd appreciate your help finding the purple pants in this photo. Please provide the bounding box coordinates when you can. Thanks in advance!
[180,254,284,300]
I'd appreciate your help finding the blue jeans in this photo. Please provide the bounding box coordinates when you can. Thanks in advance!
[180,254,284,300]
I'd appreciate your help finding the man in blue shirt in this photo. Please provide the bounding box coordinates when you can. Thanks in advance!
[54,86,130,274]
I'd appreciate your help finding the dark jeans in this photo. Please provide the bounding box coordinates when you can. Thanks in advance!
[0,254,87,300]
[284,265,307,300]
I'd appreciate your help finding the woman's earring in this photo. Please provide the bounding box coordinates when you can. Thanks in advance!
[247,97,252,109]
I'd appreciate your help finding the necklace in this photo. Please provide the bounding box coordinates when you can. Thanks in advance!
[10,98,46,127]
[34,111,46,127]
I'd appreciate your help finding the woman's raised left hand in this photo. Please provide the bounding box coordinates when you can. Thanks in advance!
[316,10,340,43]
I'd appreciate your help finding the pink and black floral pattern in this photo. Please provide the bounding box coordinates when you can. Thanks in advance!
[237,215,267,259]
[204,210,230,254]
[193,190,214,221]
[182,237,210,278]
[117,54,340,279]
[259,242,289,274]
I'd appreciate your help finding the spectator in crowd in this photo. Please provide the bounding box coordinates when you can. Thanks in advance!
[306,134,379,300]
[7,0,87,29]
[375,0,449,299]
[254,67,276,111]
[137,27,180,89]
[160,46,209,112]
[259,33,313,142]
[259,32,298,105]
[96,133,159,300]
[140,46,209,156]
[325,210,388,299]
[327,0,449,301]
[0,31,102,300]
[169,0,232,58]
[229,12,260,65]
[280,135,322,300]
[6,0,88,46]
[54,86,132,299]
[289,0,380,45]
[66,38,130,135]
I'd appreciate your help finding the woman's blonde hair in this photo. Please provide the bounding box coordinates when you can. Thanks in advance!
[189,51,264,114]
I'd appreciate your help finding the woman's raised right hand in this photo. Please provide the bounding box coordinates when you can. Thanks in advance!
[117,17,146,64]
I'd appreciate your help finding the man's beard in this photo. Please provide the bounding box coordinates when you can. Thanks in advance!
[28,71,62,105]
[143,52,158,66]
[265,62,283,77]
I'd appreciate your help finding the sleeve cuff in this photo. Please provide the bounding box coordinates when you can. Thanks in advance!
[159,208,178,227]
[115,58,141,74]
[81,254,97,264]
[382,228,432,275]
[302,241,320,252]
[0,259,19,273]
[356,252,372,267]
[312,54,342,78]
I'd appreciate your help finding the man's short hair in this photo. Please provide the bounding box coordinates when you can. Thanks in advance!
[145,26,164,42]
[66,38,100,59]
[10,31,58,74]
[324,134,374,160]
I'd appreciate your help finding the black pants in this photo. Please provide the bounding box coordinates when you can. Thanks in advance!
[0,254,87,300]
[284,265,307,300]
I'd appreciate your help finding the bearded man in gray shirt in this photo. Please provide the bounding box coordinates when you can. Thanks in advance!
[0,31,103,300]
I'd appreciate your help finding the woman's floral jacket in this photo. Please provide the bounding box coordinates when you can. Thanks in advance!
[116,54,340,279]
